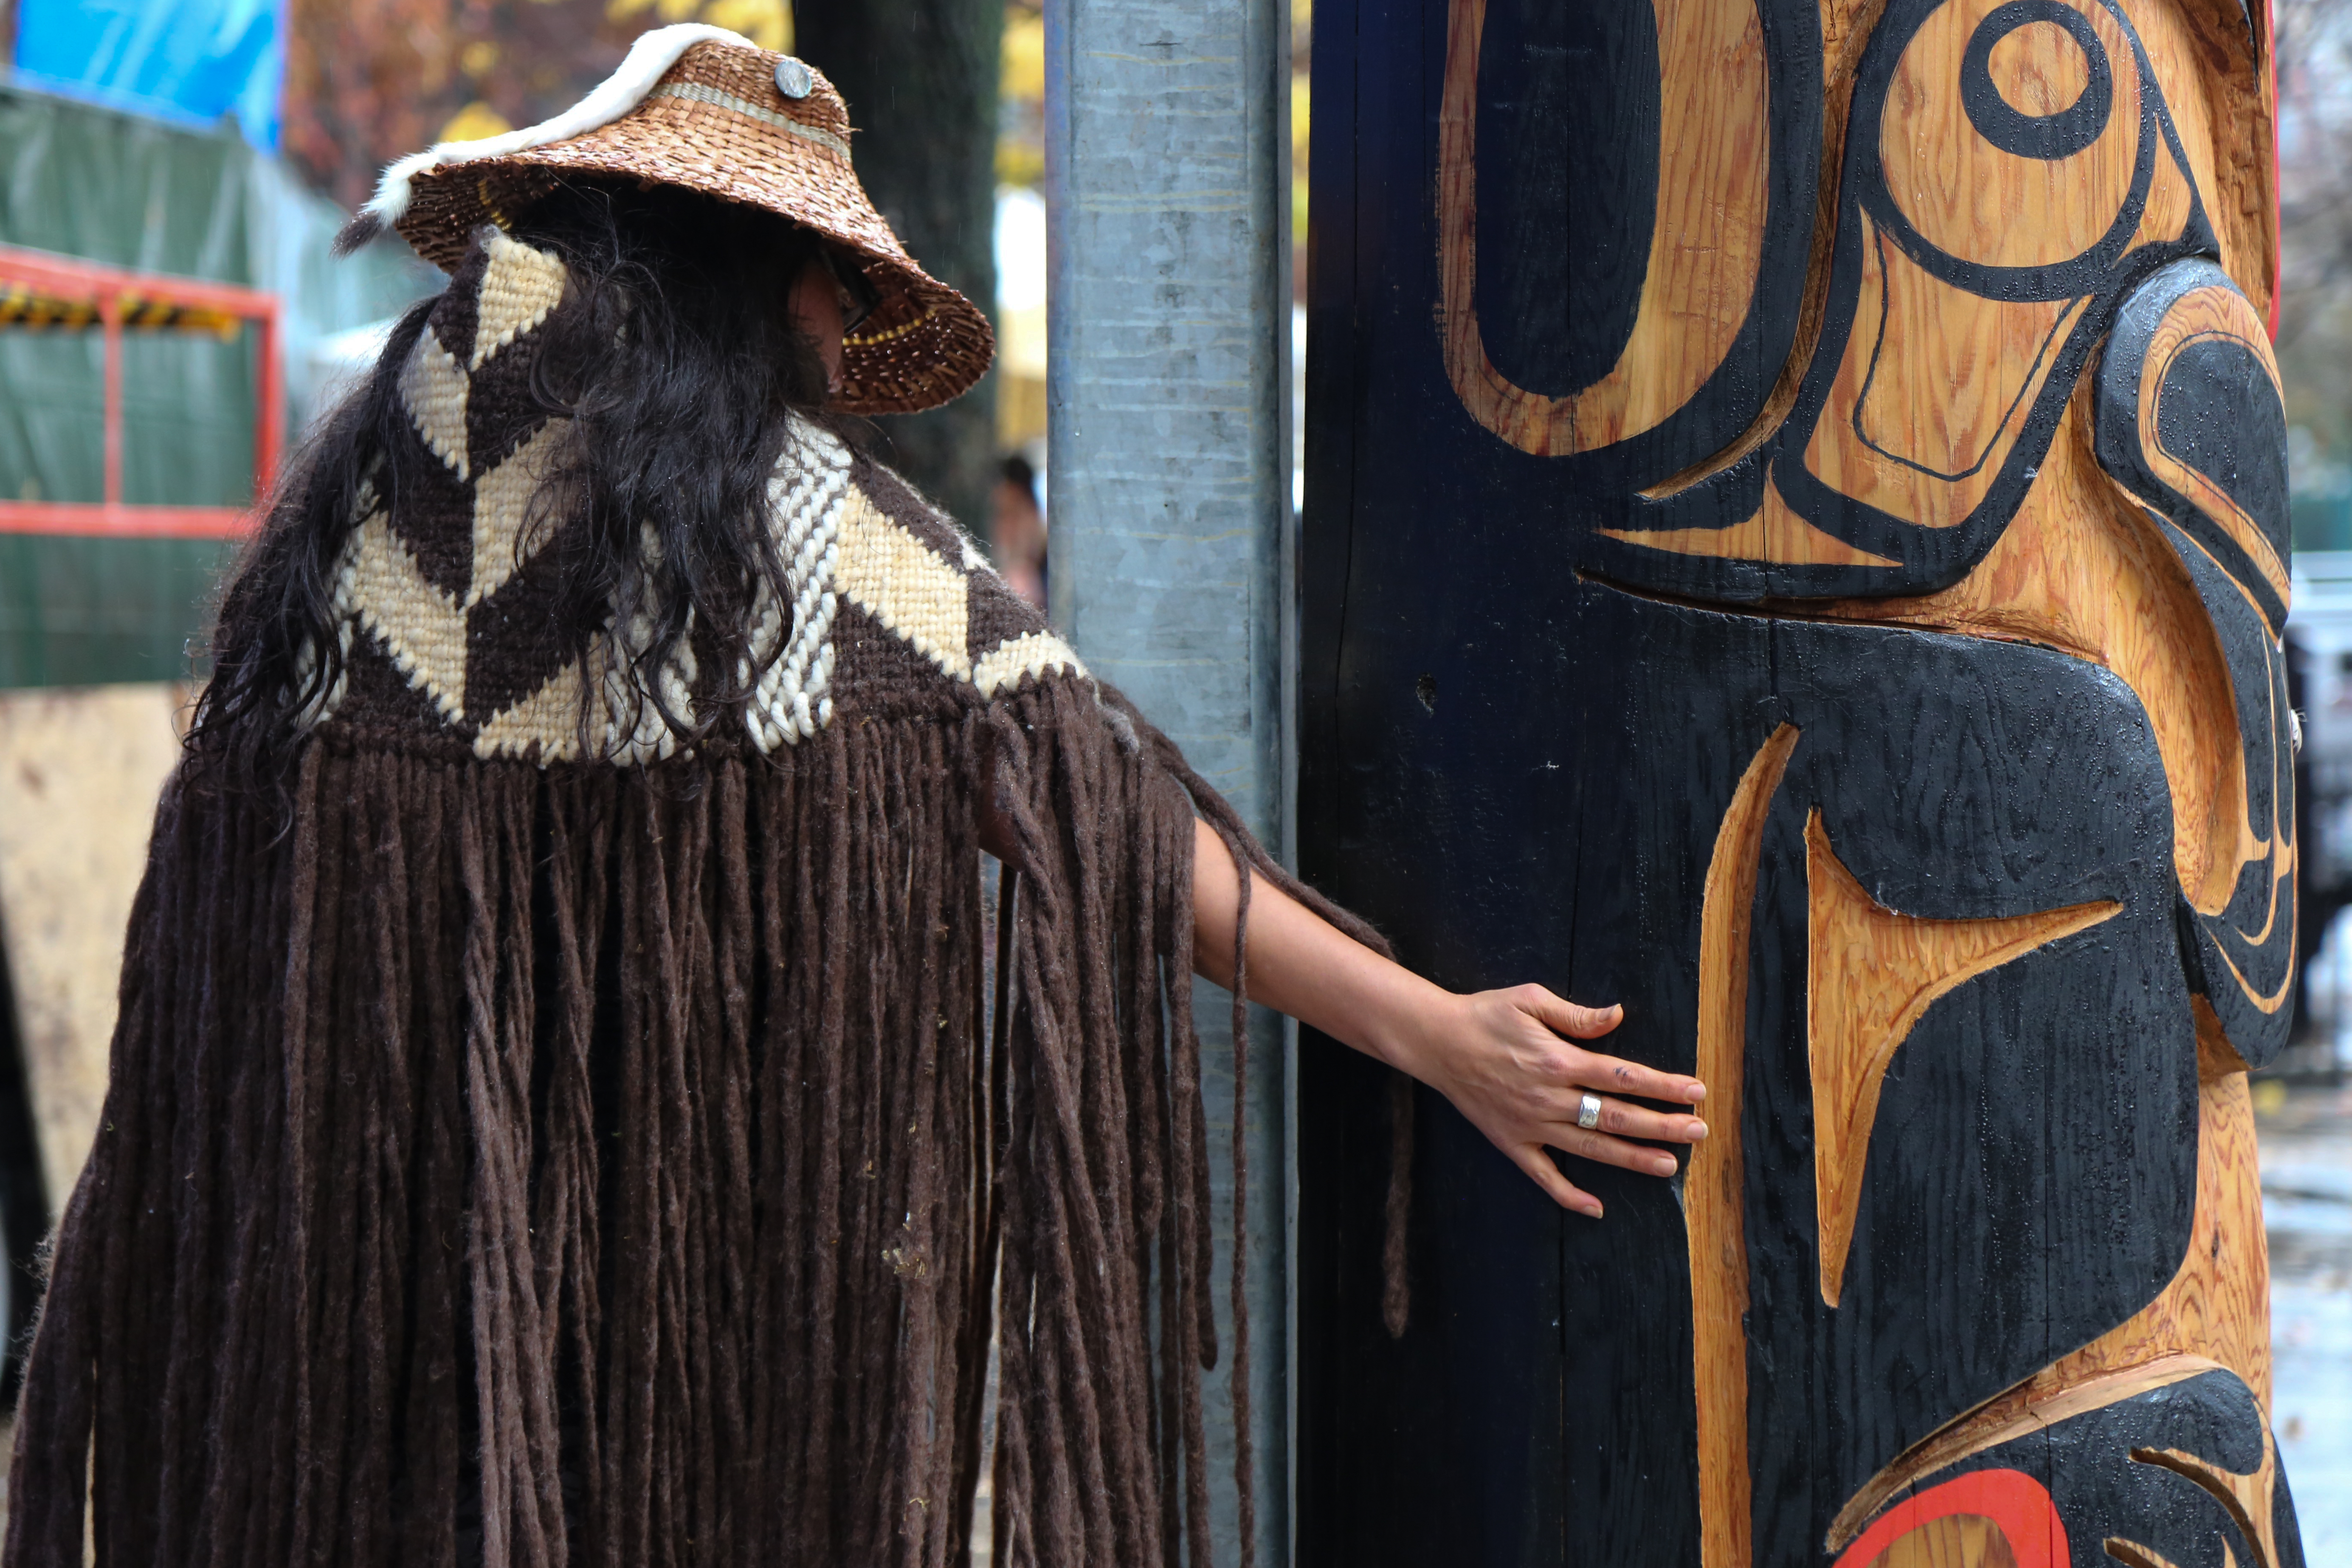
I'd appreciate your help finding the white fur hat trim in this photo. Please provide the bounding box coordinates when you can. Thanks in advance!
[361,24,763,228]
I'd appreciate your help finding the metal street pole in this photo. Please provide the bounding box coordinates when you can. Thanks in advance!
[1042,0,1294,1557]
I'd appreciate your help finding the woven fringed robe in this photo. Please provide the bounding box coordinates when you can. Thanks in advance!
[5,231,1363,1568]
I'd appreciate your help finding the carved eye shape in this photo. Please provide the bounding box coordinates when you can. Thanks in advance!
[1436,0,1777,462]
[1877,0,2143,273]
[1960,0,2112,160]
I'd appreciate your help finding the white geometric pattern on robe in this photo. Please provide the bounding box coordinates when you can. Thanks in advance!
[315,238,1092,763]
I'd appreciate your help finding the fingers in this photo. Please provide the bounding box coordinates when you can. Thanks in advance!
[1569,1046,1706,1107]
[1509,987,1707,1105]
[1552,1124,1683,1179]
[1573,1094,1707,1146]
[1515,985,1623,1041]
[1512,1147,1602,1218]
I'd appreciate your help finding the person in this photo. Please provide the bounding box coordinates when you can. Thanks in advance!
[988,453,1048,610]
[3,25,1706,1567]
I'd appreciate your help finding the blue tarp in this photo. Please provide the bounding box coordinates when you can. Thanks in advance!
[10,0,284,149]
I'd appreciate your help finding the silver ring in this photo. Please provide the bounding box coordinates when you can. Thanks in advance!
[1576,1093,1603,1131]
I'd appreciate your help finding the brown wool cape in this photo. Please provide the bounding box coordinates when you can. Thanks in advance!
[3,231,1383,1568]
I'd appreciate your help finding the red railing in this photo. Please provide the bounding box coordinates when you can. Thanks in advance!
[0,243,281,539]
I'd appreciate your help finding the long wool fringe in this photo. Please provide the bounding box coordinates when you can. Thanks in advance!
[4,678,1379,1568]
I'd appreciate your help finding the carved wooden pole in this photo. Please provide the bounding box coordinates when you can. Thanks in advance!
[1297,1,2307,1564]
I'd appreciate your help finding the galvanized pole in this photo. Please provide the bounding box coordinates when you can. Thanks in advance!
[1042,0,1294,1557]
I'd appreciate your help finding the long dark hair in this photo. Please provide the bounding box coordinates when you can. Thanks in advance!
[192,179,844,777]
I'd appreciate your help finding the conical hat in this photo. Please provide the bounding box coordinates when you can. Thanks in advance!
[346,24,994,416]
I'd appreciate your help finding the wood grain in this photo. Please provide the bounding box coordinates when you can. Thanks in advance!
[1834,1467,2067,1568]
[1795,210,2083,530]
[1622,0,2187,556]
[1691,722,1800,1568]
[0,683,188,1212]
[1829,1009,2275,1552]
[1438,0,1769,455]
[1828,1357,2218,1553]
[2053,1006,2273,1406]
[1878,0,2145,271]
[1848,1513,2021,1568]
[1301,0,2293,1555]
[2134,1428,2284,1568]
[2117,0,2276,321]
[1806,808,2120,1307]
[1605,476,1901,566]
[1814,385,2252,919]
[2128,282,2290,617]
[1642,0,1895,499]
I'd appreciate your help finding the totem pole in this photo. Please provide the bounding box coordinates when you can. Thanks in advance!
[1296,0,2304,1564]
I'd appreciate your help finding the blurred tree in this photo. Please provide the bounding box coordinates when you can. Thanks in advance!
[283,0,462,209]
[796,0,1003,529]
[2276,0,2352,472]
[282,0,786,212]
[997,0,1042,188]
[276,0,1002,522]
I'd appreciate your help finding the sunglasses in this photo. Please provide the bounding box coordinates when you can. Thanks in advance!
[823,248,882,336]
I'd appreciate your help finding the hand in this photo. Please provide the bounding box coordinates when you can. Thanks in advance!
[1182,824,1706,1217]
[1387,985,1707,1218]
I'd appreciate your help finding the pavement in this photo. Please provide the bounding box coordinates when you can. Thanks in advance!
[2258,1071,2352,1560]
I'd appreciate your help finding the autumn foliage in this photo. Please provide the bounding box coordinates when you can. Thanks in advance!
[281,0,788,208]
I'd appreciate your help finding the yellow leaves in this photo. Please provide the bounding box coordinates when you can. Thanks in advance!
[606,0,685,18]
[1003,11,1044,103]
[701,0,792,49]
[999,5,1045,188]
[438,101,515,144]
[1292,73,1309,247]
[606,0,790,51]
[997,138,1043,187]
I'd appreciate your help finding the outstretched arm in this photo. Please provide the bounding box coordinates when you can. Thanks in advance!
[1189,819,1706,1218]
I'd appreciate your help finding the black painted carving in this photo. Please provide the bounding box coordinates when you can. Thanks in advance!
[1450,0,1826,490]
[1864,1370,2305,1568]
[1473,0,1661,395]
[1457,0,2223,602]
[1298,0,2302,1560]
[2097,258,2297,1065]
[1298,571,2204,1564]
[1960,2,2113,160]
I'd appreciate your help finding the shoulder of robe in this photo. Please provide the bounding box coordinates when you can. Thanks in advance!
[300,228,1089,765]
[303,228,611,763]
[807,440,1087,735]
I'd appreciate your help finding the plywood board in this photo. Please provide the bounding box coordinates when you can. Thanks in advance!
[0,684,183,1211]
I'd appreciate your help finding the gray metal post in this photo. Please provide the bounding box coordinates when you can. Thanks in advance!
[1042,0,1293,1557]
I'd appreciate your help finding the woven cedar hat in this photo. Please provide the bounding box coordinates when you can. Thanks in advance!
[344,24,994,415]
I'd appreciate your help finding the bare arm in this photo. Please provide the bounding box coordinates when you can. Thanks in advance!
[1190,819,1706,1217]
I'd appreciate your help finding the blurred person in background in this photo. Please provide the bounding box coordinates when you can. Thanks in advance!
[4,25,1706,1567]
[989,450,1046,609]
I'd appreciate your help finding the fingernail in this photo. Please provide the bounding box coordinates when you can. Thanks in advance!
[1652,1154,1676,1175]
[1584,1201,1605,1219]
[1686,1084,1707,1103]
[1687,1119,1709,1140]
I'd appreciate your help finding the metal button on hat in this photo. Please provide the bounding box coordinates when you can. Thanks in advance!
[775,58,814,99]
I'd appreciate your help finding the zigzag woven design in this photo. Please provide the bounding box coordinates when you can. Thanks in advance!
[313,231,1084,762]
